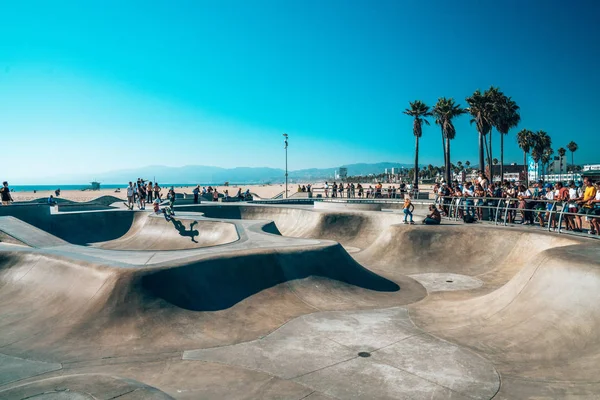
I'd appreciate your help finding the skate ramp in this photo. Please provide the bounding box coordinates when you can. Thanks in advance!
[181,204,405,248]
[0,243,419,364]
[2,210,240,250]
[1,204,600,398]
[408,242,600,397]
[93,213,239,250]
[355,224,580,283]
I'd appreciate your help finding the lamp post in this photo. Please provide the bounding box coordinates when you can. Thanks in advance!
[283,133,289,198]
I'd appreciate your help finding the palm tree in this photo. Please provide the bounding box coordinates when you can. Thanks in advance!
[403,100,432,190]
[567,141,578,174]
[541,147,554,177]
[534,130,552,179]
[432,97,466,184]
[557,147,566,181]
[517,129,535,186]
[484,86,502,172]
[493,158,499,165]
[465,89,492,176]
[531,147,542,181]
[493,94,520,182]
[465,160,471,172]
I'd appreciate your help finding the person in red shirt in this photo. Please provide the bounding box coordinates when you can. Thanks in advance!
[555,182,570,230]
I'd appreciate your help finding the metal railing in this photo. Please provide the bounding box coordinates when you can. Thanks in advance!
[437,195,599,237]
[292,186,429,200]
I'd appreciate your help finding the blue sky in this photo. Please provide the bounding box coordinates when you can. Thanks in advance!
[0,0,598,181]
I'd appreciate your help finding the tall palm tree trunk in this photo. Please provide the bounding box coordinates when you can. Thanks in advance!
[488,129,493,177]
[523,151,528,187]
[478,131,485,176]
[500,133,504,183]
[441,127,446,169]
[414,135,419,190]
[445,136,451,184]
[571,151,574,178]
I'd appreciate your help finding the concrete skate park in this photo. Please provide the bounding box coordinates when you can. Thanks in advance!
[0,198,599,399]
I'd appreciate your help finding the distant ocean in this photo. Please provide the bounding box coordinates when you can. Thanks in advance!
[10,184,219,192]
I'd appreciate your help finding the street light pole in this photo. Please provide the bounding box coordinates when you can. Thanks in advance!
[283,133,289,198]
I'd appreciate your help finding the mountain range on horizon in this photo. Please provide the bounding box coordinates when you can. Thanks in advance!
[29,162,424,185]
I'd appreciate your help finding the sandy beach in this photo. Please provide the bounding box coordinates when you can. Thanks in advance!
[10,181,435,203]
[10,184,298,203]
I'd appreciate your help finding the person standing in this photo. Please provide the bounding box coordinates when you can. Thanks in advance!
[126,182,135,210]
[193,185,200,204]
[402,195,415,224]
[138,181,146,210]
[1,182,14,205]
[576,177,597,233]
[589,182,600,235]
[153,183,162,202]
[555,182,570,231]
[147,182,154,203]
[566,181,580,231]
[324,182,329,198]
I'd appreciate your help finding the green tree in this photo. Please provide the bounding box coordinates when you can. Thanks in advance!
[541,147,554,177]
[465,89,493,176]
[484,86,502,172]
[517,129,535,186]
[557,147,566,180]
[493,158,499,165]
[567,141,578,173]
[533,130,552,179]
[432,97,466,183]
[403,100,432,190]
[493,94,520,182]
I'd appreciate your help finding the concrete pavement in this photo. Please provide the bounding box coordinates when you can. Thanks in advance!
[0,202,598,399]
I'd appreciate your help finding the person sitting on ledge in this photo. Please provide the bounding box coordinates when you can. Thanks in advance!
[422,204,441,225]
[47,195,57,206]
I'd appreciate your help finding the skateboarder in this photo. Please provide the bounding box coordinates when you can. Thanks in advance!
[167,187,176,215]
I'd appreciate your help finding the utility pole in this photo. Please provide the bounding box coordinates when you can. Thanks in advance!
[283,133,289,198]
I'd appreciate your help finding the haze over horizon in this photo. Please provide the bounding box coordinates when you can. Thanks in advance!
[1,0,598,182]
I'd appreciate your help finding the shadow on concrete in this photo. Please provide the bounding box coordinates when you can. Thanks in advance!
[169,218,200,243]
[141,244,400,311]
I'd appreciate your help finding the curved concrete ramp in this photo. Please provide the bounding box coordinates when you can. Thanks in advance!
[0,374,173,399]
[141,243,410,312]
[1,203,600,399]
[94,213,238,250]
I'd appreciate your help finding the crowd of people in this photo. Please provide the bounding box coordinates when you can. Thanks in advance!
[322,181,415,199]
[431,172,600,235]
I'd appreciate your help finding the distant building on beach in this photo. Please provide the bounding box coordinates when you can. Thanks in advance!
[90,181,101,190]
[335,167,348,181]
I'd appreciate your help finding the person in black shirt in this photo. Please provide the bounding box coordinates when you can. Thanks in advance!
[1,182,14,205]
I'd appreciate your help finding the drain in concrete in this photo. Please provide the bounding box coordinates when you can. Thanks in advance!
[446,280,453,283]
[357,352,371,358]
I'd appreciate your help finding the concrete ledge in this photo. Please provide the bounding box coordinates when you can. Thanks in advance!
[314,201,382,211]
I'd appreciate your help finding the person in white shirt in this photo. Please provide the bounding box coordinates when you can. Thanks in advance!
[126,182,135,210]
[541,183,556,229]
[463,182,475,217]
[566,181,580,231]
[517,184,533,225]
